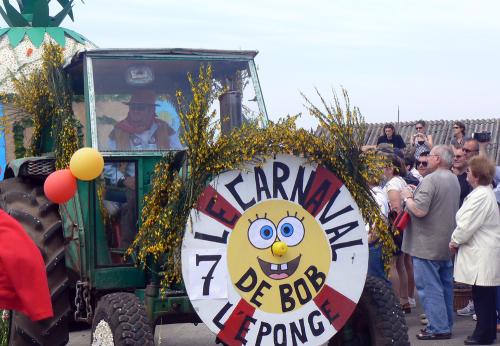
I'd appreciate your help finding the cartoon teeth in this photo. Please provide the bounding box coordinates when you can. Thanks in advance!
[270,263,289,271]
[256,255,302,280]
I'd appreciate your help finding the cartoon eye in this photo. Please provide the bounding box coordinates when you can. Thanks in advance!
[277,216,304,246]
[260,225,274,240]
[248,218,277,249]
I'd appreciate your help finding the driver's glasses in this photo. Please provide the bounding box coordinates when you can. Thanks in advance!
[129,103,154,111]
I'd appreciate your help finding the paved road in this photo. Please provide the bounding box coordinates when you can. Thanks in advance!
[70,306,498,345]
[70,323,217,346]
[407,306,499,346]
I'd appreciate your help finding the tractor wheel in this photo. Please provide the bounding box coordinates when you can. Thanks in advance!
[329,276,410,346]
[0,177,70,346]
[91,292,154,346]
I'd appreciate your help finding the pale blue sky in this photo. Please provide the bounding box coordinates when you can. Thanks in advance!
[6,0,500,128]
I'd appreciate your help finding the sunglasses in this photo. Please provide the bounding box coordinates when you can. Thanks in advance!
[129,103,155,111]
[417,161,428,167]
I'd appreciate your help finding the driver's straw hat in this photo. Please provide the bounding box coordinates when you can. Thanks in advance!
[124,89,159,106]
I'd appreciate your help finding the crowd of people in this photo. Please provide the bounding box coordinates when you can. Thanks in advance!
[367,121,500,344]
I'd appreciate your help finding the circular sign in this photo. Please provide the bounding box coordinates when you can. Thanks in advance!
[182,154,368,346]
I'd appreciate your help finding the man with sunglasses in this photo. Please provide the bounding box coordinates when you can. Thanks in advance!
[453,145,472,207]
[412,151,430,182]
[401,145,460,340]
[108,89,178,151]
[462,139,480,161]
[463,138,499,201]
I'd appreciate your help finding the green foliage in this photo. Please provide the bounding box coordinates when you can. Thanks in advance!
[5,43,82,166]
[0,311,8,346]
[13,118,31,158]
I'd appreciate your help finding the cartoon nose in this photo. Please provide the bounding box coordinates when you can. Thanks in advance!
[272,241,288,256]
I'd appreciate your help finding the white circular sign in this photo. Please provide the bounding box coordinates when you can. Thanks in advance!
[182,154,368,345]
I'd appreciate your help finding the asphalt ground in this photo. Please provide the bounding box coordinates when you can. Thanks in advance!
[407,305,499,346]
[69,304,499,345]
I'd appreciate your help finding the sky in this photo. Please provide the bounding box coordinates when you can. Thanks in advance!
[5,0,500,129]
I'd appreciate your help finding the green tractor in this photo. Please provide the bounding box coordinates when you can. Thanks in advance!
[0,47,410,346]
[0,2,411,345]
[0,48,269,345]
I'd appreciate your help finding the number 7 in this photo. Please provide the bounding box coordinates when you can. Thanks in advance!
[196,254,222,296]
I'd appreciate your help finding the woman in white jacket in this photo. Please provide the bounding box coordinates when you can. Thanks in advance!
[449,156,500,345]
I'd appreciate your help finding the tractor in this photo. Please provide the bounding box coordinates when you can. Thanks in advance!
[0,48,409,346]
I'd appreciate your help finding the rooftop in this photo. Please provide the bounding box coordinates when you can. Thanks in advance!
[317,118,500,165]
[365,118,500,165]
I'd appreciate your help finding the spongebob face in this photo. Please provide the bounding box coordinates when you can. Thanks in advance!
[227,199,331,313]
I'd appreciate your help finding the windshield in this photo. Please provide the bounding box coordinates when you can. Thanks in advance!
[89,57,266,153]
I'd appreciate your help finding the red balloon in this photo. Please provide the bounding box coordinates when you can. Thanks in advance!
[43,169,77,204]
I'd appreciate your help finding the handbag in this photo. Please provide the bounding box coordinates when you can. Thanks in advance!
[393,209,410,232]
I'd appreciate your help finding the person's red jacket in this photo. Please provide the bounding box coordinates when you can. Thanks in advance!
[0,209,53,320]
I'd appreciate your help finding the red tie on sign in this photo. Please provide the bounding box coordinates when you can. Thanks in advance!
[0,209,53,321]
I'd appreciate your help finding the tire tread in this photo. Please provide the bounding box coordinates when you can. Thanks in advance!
[91,292,154,346]
[1,177,70,346]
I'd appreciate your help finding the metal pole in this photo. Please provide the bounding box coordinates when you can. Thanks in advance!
[397,105,400,131]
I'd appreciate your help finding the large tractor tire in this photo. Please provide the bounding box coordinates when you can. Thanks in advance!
[329,276,410,346]
[0,177,70,346]
[91,292,154,346]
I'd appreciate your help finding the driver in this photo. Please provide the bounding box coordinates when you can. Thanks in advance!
[102,89,178,251]
[108,89,177,151]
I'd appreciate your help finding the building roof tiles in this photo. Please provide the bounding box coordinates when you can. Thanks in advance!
[363,119,500,165]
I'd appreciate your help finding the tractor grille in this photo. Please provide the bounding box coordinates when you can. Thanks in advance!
[23,159,56,177]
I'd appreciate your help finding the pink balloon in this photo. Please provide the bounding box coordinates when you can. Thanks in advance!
[43,169,77,204]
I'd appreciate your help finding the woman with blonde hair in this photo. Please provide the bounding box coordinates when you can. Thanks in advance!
[449,156,500,345]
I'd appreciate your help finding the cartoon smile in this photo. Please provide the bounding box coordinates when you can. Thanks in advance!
[257,254,302,280]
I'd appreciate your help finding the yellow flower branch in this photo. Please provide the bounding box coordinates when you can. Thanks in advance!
[132,65,395,290]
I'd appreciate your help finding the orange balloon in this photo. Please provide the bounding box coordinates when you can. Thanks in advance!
[43,169,77,204]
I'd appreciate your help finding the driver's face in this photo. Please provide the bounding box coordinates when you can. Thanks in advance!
[128,103,155,122]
